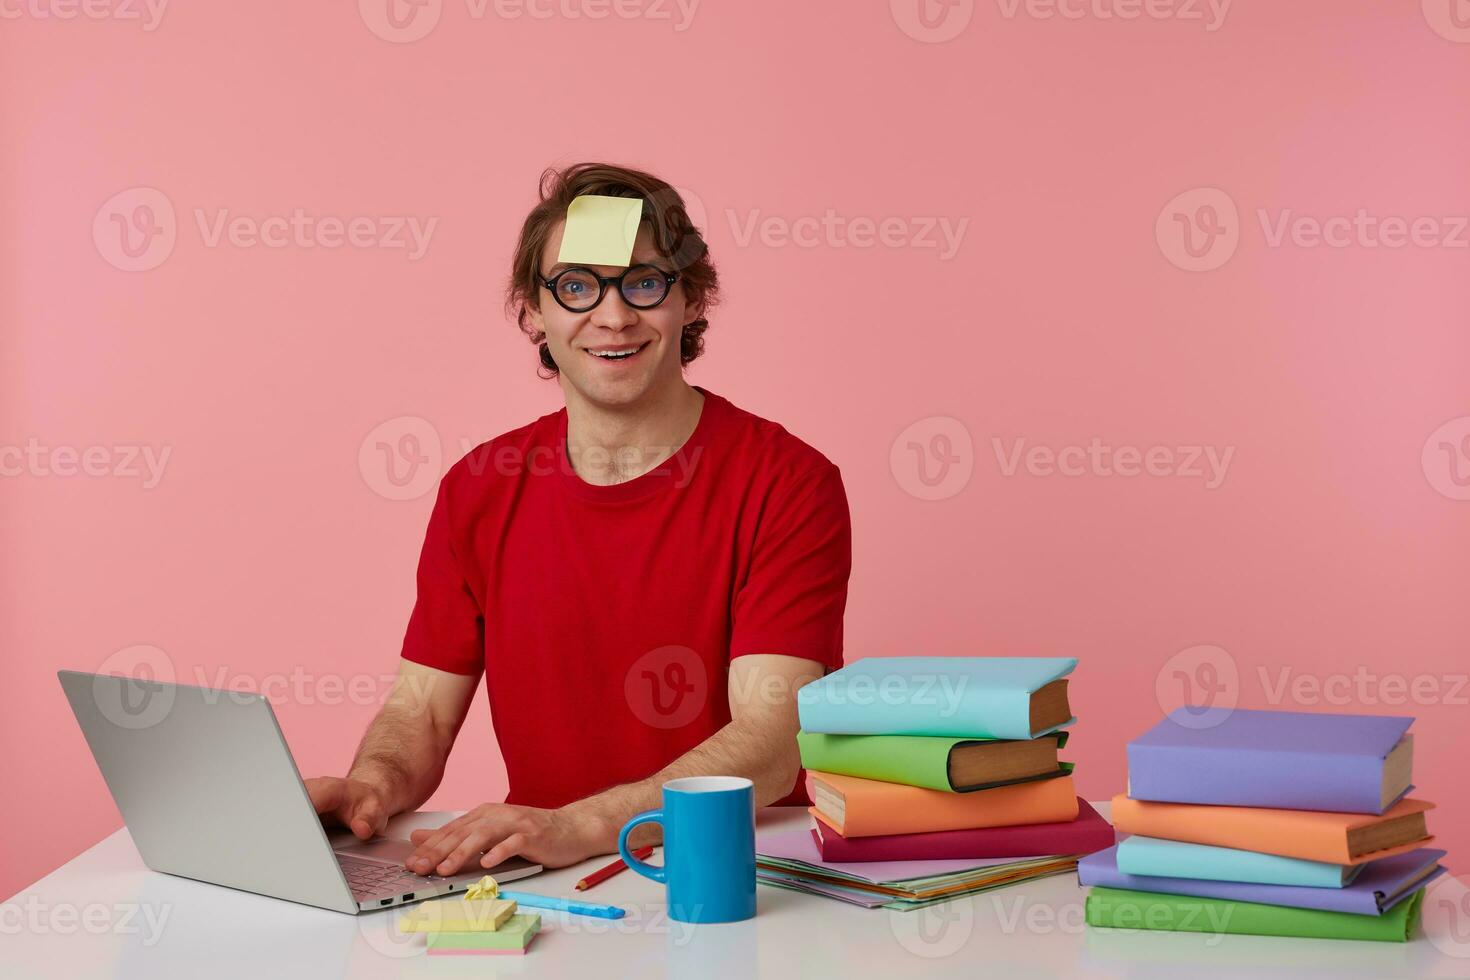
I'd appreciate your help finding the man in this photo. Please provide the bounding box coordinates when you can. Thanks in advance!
[307,163,851,877]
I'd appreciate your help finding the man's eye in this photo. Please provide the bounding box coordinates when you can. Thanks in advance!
[565,282,585,293]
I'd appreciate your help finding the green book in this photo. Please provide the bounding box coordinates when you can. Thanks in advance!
[1085,887,1424,943]
[797,730,1071,792]
[426,912,541,952]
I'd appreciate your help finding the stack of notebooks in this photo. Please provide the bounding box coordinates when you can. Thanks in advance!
[1081,707,1447,943]
[760,657,1115,908]
[399,892,542,956]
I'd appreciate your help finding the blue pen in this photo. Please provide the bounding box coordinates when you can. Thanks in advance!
[496,889,626,919]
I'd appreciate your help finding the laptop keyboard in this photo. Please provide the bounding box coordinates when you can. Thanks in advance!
[339,856,439,900]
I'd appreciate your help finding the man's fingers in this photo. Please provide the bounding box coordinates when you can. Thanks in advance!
[408,831,450,871]
[349,793,386,840]
[436,830,494,876]
[304,777,343,817]
[407,812,488,867]
[409,826,468,875]
[409,813,468,850]
[410,812,526,875]
[480,832,529,870]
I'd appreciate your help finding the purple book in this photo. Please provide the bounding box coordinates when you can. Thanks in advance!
[1078,845,1446,915]
[1127,707,1414,814]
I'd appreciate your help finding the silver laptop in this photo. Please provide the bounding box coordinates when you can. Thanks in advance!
[59,670,541,914]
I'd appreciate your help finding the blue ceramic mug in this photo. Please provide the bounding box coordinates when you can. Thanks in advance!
[617,776,756,924]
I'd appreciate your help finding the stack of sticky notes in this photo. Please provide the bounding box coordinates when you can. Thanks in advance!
[1081,707,1447,942]
[769,657,1114,906]
[399,890,542,956]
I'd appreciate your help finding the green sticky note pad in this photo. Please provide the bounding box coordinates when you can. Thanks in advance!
[558,195,643,267]
[426,913,541,951]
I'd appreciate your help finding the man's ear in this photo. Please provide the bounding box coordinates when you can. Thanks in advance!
[526,297,545,334]
[683,290,706,327]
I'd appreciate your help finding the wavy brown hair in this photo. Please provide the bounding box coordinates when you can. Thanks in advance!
[505,162,720,378]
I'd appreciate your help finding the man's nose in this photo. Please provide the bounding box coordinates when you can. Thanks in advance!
[588,287,638,330]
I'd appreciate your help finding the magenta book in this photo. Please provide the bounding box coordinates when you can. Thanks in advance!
[813,797,1115,862]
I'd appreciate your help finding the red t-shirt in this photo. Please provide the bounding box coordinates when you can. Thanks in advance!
[400,388,851,808]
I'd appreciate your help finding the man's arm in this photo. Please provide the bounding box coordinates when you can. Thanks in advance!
[305,659,478,840]
[404,654,823,876]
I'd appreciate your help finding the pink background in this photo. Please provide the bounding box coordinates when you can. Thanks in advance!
[3,3,1468,899]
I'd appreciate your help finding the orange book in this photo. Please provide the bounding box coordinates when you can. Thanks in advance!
[807,771,1079,837]
[1110,794,1434,865]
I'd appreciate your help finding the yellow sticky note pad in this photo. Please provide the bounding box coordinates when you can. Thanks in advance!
[398,897,518,933]
[557,195,643,267]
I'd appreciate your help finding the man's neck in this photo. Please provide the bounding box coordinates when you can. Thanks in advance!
[563,381,705,486]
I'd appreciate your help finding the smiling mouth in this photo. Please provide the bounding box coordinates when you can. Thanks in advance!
[586,342,650,362]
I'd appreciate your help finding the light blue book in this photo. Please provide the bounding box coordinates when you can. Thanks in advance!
[1115,835,1362,888]
[795,657,1077,739]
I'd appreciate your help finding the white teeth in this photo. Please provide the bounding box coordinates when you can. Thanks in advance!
[590,347,638,359]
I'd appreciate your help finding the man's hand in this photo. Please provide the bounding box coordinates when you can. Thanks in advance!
[406,803,614,875]
[303,661,478,843]
[306,776,392,841]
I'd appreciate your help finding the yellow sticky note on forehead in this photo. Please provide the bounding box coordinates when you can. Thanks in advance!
[557,195,643,267]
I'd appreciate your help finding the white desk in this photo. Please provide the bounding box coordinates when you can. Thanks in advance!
[5,804,1467,979]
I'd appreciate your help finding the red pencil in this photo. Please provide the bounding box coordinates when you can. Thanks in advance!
[575,846,654,891]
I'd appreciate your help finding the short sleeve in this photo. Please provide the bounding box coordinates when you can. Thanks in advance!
[728,463,852,671]
[399,477,485,677]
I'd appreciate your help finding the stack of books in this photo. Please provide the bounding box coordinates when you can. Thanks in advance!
[756,826,1081,911]
[1081,707,1446,943]
[761,657,1114,907]
[399,892,542,956]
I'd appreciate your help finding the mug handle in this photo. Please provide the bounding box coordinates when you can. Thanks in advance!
[617,809,666,884]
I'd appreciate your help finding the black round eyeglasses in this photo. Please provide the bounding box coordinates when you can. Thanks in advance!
[538,264,680,313]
